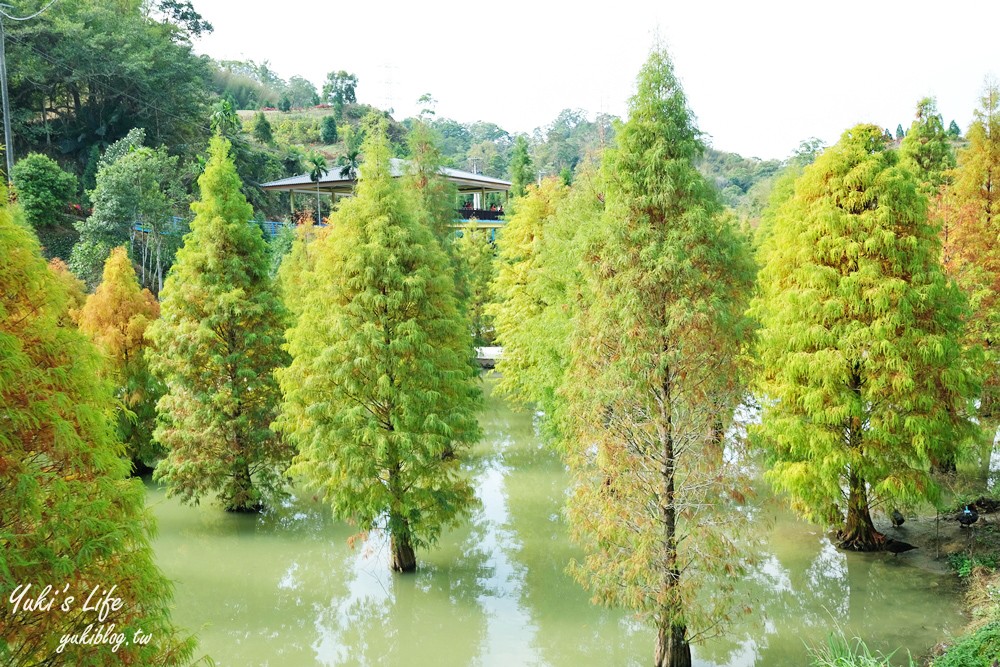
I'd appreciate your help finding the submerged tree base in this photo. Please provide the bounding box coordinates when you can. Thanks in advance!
[225,501,264,514]
[391,539,417,573]
[655,623,692,667]
[837,528,887,552]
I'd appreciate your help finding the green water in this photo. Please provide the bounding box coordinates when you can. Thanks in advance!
[148,381,967,666]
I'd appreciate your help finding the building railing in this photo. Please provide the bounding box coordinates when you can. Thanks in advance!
[456,208,504,221]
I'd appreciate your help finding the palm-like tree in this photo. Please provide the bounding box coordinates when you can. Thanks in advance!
[306,151,327,223]
[337,125,363,179]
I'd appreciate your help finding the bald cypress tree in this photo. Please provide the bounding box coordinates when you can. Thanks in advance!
[0,195,195,665]
[561,48,756,667]
[148,136,292,512]
[752,124,978,551]
[899,97,955,193]
[78,246,163,473]
[940,83,1000,415]
[278,115,481,572]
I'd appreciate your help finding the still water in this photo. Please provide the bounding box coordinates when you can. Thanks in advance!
[148,379,967,666]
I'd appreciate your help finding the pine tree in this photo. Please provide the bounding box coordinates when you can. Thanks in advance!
[509,135,535,199]
[948,119,961,138]
[561,48,756,667]
[896,123,906,140]
[78,246,164,473]
[278,115,481,572]
[941,83,1000,415]
[752,124,979,551]
[148,136,292,512]
[0,194,196,665]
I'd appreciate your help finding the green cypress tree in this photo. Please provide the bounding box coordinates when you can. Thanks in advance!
[148,135,292,512]
[899,97,956,193]
[509,135,535,199]
[252,111,274,145]
[489,167,602,439]
[752,124,979,551]
[896,123,906,140]
[562,48,756,667]
[948,119,961,138]
[321,115,338,144]
[0,194,196,665]
[278,115,481,572]
[454,227,497,345]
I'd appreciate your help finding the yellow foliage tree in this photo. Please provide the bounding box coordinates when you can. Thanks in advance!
[78,246,163,472]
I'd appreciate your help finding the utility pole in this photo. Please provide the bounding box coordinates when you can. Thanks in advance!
[0,9,13,184]
[0,1,62,186]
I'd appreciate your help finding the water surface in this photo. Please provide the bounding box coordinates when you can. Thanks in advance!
[148,380,967,666]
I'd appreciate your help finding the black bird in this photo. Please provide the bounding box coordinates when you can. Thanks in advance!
[959,505,979,528]
[885,539,918,556]
[891,509,905,528]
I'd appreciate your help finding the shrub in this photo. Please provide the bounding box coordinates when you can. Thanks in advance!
[11,153,78,228]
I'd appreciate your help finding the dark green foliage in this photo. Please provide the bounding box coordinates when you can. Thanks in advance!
[152,0,213,37]
[699,148,782,210]
[71,140,187,291]
[210,100,241,138]
[252,111,274,145]
[455,228,497,345]
[321,115,338,144]
[287,76,319,108]
[949,119,962,137]
[948,553,1000,578]
[509,135,535,198]
[534,109,615,178]
[33,221,79,261]
[278,94,291,112]
[0,193,196,665]
[11,153,78,228]
[896,123,906,139]
[932,622,1000,667]
[323,70,358,106]
[6,0,211,161]
[148,136,293,512]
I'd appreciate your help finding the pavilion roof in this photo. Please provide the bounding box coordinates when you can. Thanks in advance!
[260,158,511,195]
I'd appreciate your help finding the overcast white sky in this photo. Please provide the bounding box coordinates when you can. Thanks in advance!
[191,0,1000,161]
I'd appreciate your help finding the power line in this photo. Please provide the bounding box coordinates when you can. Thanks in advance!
[0,0,62,182]
[0,0,60,22]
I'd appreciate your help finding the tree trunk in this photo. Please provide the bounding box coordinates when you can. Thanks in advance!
[226,460,260,513]
[156,237,163,295]
[654,622,692,667]
[390,527,416,572]
[654,373,691,667]
[839,471,883,551]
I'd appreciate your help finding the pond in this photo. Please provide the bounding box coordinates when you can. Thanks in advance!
[148,378,968,666]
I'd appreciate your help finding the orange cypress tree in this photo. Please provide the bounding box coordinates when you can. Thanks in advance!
[940,83,1000,415]
[78,246,163,472]
[0,193,196,665]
